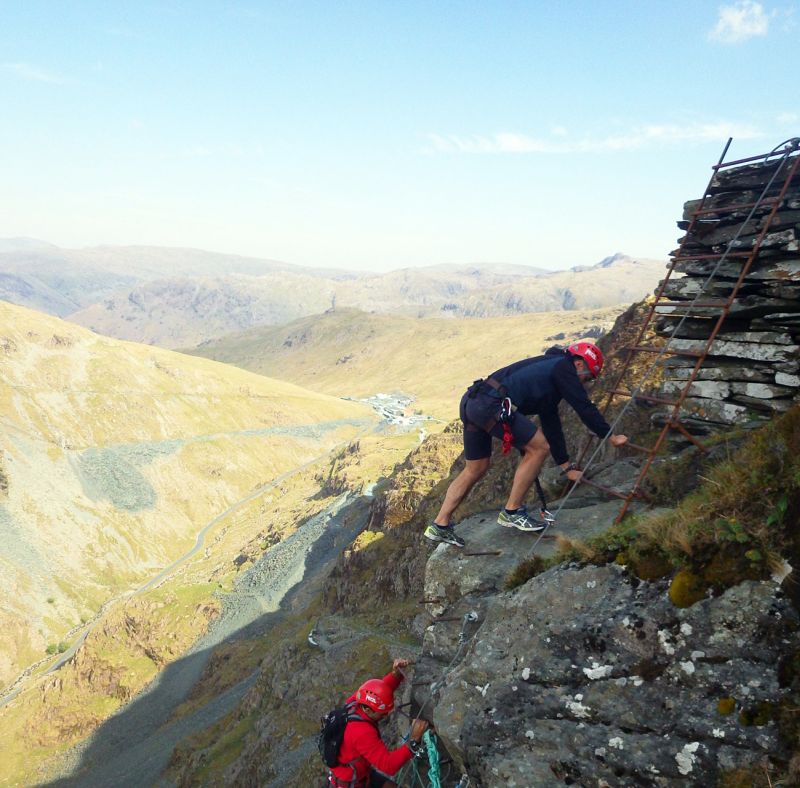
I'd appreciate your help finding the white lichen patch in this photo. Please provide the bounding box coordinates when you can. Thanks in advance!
[521,667,531,680]
[712,728,725,739]
[676,742,700,775]
[525,730,535,740]
[586,580,597,589]
[594,747,607,757]
[475,683,490,696]
[583,662,613,680]
[680,622,693,636]
[658,630,676,655]
[565,697,591,719]
[608,737,624,750]
[680,660,695,675]
[690,650,705,660]
[632,676,643,687]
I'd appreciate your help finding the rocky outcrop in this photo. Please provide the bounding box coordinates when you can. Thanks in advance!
[417,523,798,786]
[655,148,800,430]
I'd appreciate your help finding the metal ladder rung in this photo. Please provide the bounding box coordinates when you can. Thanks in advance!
[579,477,651,502]
[655,300,729,309]
[714,147,800,169]
[622,441,654,454]
[628,345,704,358]
[692,196,780,216]
[672,251,752,261]
[611,389,680,407]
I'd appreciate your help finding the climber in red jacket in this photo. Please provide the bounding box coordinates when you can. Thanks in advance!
[328,658,429,788]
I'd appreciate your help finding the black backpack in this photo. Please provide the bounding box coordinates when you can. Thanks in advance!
[318,702,369,768]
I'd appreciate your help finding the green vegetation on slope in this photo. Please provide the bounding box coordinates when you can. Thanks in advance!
[551,406,799,598]
[187,306,625,419]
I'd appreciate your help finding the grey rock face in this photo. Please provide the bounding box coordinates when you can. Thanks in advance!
[424,562,798,787]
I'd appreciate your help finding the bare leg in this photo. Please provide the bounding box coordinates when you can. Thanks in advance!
[433,458,490,526]
[505,431,550,511]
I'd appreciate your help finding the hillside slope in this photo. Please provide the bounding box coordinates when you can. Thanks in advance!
[187,306,624,419]
[167,304,800,788]
[0,300,374,691]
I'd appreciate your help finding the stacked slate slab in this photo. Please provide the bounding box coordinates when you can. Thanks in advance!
[653,149,800,432]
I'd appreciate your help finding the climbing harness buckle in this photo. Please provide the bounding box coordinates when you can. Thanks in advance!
[499,397,513,455]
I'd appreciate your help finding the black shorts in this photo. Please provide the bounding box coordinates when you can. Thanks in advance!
[459,389,537,461]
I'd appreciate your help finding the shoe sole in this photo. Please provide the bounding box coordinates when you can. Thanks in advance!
[424,530,465,548]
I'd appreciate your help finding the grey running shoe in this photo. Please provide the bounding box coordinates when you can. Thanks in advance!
[497,506,547,532]
[424,524,466,547]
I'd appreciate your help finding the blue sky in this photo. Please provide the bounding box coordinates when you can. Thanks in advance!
[1,0,798,271]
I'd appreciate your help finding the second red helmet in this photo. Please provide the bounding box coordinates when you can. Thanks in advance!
[567,341,604,379]
[355,679,395,713]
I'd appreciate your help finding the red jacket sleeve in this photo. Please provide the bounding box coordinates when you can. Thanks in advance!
[382,670,403,693]
[349,722,413,776]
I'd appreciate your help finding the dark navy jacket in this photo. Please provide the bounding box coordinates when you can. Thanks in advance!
[488,347,611,465]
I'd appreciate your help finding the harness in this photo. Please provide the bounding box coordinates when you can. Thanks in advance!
[463,377,514,454]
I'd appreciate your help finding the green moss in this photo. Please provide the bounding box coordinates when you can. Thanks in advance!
[643,450,704,505]
[669,569,707,608]
[739,702,775,727]
[717,697,736,716]
[702,547,765,589]
[505,556,547,590]
[718,767,770,788]
[626,549,673,581]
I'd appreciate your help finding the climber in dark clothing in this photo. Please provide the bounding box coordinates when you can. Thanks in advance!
[424,342,628,547]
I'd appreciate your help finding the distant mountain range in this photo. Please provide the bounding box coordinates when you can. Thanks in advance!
[0,240,666,347]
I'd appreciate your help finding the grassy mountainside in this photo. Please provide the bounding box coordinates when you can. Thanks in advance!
[0,299,375,691]
[187,306,625,419]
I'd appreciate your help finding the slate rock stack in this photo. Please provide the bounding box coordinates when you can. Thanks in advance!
[654,144,800,432]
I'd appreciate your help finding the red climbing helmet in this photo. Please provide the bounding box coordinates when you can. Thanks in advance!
[355,678,395,713]
[567,341,604,379]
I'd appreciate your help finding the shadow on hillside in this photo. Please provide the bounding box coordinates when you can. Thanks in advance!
[42,497,373,788]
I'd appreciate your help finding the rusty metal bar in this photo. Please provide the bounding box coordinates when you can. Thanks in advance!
[431,616,462,624]
[623,441,654,454]
[419,598,443,604]
[628,345,704,357]
[655,300,728,309]
[693,196,780,216]
[463,550,502,557]
[669,420,710,453]
[671,251,752,260]
[714,144,800,169]
[611,389,680,407]
[579,477,650,502]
